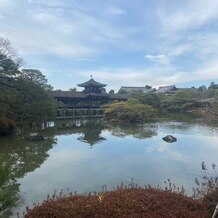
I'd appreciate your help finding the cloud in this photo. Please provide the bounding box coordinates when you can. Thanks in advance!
[107,7,126,15]
[0,0,9,6]
[28,0,64,8]
[76,59,218,91]
[159,0,218,34]
[0,0,218,89]
[145,54,169,64]
[145,143,190,162]
[145,44,193,64]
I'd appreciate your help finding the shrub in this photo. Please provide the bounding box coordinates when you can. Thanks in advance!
[25,185,206,218]
[193,162,218,217]
[0,118,16,136]
[103,100,158,123]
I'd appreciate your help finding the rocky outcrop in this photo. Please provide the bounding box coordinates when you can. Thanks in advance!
[162,135,177,143]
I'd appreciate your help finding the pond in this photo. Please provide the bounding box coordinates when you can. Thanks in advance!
[0,115,218,217]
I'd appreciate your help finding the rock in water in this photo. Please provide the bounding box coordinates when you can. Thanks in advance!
[162,135,177,143]
[27,133,45,141]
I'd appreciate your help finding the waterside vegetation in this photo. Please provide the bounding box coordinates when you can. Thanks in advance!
[0,37,57,135]
[104,99,158,123]
[104,87,218,123]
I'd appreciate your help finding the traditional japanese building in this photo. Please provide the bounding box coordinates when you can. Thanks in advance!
[77,78,107,93]
[53,78,129,118]
[156,85,177,95]
[119,85,155,94]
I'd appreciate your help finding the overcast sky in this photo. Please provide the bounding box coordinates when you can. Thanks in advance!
[0,0,218,91]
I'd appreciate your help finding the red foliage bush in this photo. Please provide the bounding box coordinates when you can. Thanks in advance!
[25,187,208,218]
[0,118,16,136]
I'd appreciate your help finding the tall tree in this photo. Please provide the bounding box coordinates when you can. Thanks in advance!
[0,37,57,123]
[21,69,53,90]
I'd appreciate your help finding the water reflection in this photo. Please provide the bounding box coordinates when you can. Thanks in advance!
[0,117,217,216]
[55,120,158,146]
[0,134,56,216]
[56,119,106,147]
[108,123,157,139]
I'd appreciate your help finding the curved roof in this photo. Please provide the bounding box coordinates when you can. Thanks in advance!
[77,78,107,87]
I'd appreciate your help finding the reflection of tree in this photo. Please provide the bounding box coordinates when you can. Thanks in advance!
[0,134,56,216]
[0,136,55,180]
[0,165,20,217]
[56,119,158,145]
[109,123,157,139]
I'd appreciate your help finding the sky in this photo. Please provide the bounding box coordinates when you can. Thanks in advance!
[0,0,218,91]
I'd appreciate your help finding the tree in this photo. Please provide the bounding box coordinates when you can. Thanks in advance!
[0,53,20,118]
[135,93,162,109]
[109,89,114,94]
[145,85,152,89]
[0,37,57,124]
[21,69,52,90]
[0,37,22,118]
[69,88,77,92]
[12,77,57,122]
[0,36,22,66]
[198,85,207,92]
[118,89,128,94]
[209,82,218,89]
[103,100,158,122]
[168,90,199,112]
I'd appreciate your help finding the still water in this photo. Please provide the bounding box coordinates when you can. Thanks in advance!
[0,115,217,216]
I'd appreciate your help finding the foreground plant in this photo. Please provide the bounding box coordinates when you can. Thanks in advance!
[193,162,218,217]
[25,182,206,218]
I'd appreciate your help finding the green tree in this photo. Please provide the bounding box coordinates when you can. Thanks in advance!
[118,89,128,94]
[13,77,57,123]
[135,93,162,109]
[169,90,198,112]
[0,37,57,125]
[109,89,115,94]
[198,85,207,92]
[69,87,77,92]
[21,69,52,90]
[104,100,158,123]
[0,52,21,118]
[209,82,218,89]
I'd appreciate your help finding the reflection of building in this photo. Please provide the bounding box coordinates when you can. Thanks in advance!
[57,119,106,147]
[77,125,106,147]
[156,85,177,95]
[53,78,129,119]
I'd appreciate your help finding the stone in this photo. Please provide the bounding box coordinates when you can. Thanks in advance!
[162,135,177,143]
[27,133,45,141]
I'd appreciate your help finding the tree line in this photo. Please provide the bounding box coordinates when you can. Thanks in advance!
[0,37,57,135]
[104,85,218,123]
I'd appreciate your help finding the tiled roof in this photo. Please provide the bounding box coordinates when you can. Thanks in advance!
[120,86,154,93]
[52,91,129,100]
[156,85,176,93]
[77,78,107,87]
